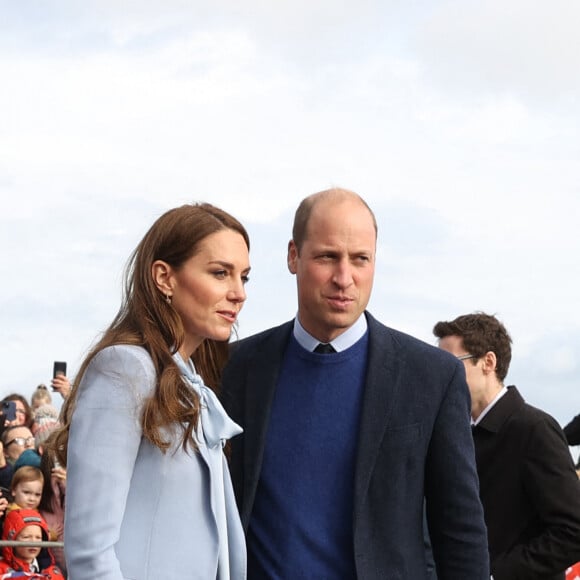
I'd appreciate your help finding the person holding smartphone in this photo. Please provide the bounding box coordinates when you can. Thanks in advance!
[50,376,71,400]
[1,395,33,429]
[50,203,250,580]
[50,362,71,400]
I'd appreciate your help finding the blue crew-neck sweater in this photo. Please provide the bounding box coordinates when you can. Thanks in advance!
[247,332,369,579]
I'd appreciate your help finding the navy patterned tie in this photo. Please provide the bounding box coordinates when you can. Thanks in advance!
[314,342,336,354]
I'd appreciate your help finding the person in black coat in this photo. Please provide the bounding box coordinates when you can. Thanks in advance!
[434,312,580,580]
[564,414,580,446]
[563,413,580,471]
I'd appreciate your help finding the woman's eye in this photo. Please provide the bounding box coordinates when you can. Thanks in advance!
[213,270,227,279]
[241,275,250,284]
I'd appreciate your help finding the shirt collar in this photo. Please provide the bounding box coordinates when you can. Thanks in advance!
[293,314,368,352]
[472,385,508,426]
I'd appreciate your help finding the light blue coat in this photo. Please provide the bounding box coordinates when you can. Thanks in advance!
[65,344,246,580]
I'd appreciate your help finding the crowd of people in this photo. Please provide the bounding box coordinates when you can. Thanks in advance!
[0,378,69,577]
[1,189,580,580]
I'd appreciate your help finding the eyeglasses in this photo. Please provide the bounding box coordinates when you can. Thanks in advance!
[5,436,35,447]
[457,354,477,361]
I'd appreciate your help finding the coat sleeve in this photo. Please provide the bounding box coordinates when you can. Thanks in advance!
[491,416,580,579]
[64,346,155,580]
[563,414,580,446]
[424,362,490,579]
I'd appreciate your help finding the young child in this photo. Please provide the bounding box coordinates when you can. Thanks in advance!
[7,466,44,512]
[0,508,64,577]
[30,386,52,411]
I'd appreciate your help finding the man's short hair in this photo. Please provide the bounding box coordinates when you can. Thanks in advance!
[433,312,512,382]
[291,187,377,253]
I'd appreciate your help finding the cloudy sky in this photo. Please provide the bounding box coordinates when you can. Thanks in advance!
[1,1,579,455]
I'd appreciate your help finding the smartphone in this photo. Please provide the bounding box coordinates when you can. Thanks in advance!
[53,361,67,378]
[1,400,17,423]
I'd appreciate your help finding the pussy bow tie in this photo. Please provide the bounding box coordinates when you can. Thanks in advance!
[173,352,242,449]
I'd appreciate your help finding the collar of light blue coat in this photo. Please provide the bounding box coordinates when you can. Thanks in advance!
[172,351,242,449]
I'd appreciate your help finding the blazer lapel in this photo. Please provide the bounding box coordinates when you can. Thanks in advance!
[354,315,402,515]
[242,321,293,519]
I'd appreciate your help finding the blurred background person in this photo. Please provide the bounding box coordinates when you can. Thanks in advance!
[32,404,60,453]
[39,450,67,575]
[1,394,33,429]
[30,385,52,411]
[0,508,64,577]
[6,465,43,512]
[0,425,35,492]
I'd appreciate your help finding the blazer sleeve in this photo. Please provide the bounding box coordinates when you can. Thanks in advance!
[64,345,155,580]
[424,362,490,579]
[220,347,248,521]
[492,415,580,579]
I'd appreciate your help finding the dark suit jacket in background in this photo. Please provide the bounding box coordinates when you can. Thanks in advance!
[564,414,580,446]
[473,386,580,580]
[221,312,489,579]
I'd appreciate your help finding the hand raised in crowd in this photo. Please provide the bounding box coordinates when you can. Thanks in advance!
[0,490,8,517]
[51,374,71,399]
[52,464,67,483]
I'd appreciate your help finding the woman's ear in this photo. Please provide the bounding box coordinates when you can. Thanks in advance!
[151,260,174,296]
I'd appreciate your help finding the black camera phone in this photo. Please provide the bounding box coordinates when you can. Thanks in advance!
[53,361,67,378]
[0,400,17,423]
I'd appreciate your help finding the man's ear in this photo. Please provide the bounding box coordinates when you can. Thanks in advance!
[287,240,298,274]
[151,260,174,295]
[482,351,497,375]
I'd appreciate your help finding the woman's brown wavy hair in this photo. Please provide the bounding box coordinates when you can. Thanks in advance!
[50,202,249,466]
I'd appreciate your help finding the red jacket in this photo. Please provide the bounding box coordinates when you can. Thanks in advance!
[0,509,64,579]
[567,562,580,580]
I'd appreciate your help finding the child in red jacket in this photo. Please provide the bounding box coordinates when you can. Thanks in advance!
[0,508,63,578]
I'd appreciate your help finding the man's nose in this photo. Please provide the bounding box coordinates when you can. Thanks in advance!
[332,260,354,288]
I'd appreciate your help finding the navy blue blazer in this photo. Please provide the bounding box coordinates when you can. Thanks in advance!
[221,313,489,579]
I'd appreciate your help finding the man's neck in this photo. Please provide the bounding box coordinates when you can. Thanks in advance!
[471,382,504,422]
[472,382,504,421]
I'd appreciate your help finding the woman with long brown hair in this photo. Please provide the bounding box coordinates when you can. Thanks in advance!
[51,202,250,579]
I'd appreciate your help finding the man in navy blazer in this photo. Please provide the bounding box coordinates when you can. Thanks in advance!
[221,188,489,579]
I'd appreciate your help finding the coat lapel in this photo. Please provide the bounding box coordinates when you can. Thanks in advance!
[242,321,293,519]
[354,315,403,515]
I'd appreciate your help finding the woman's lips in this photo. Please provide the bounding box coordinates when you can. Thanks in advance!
[217,310,237,323]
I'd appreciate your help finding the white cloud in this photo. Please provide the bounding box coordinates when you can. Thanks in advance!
[415,0,580,103]
[1,1,579,426]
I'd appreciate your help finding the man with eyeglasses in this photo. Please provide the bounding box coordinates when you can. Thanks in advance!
[434,312,580,580]
[0,425,35,488]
